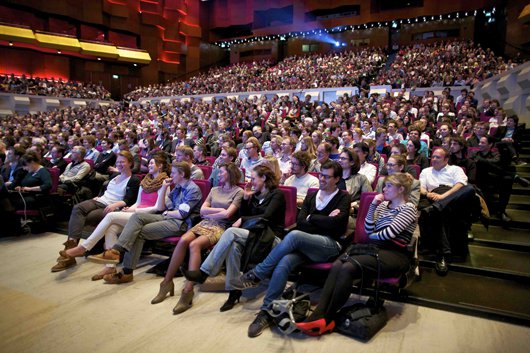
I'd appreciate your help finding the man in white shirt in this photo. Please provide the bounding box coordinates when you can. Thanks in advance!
[278,137,295,178]
[353,142,377,184]
[240,137,263,181]
[419,147,476,275]
[284,151,319,206]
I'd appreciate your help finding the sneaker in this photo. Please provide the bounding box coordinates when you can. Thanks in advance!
[87,249,120,264]
[248,310,272,338]
[234,270,261,290]
[51,257,76,272]
[103,271,133,284]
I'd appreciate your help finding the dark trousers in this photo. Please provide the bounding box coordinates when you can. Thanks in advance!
[310,250,410,322]
[68,199,106,239]
[419,184,475,257]
[475,159,515,214]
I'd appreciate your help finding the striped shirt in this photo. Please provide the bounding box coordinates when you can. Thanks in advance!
[364,201,417,251]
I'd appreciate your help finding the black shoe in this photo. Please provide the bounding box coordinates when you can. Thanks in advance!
[501,212,512,223]
[220,290,242,312]
[248,310,272,338]
[514,175,529,187]
[181,267,208,284]
[435,257,449,276]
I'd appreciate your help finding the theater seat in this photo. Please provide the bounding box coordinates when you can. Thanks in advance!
[279,185,297,230]
[197,165,213,180]
[354,192,418,290]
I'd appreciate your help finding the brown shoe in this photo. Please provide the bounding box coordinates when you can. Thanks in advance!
[60,245,86,259]
[103,271,133,284]
[51,257,76,272]
[56,239,79,261]
[91,267,117,281]
[87,249,120,264]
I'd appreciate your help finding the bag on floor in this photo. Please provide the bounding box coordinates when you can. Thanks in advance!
[334,302,388,341]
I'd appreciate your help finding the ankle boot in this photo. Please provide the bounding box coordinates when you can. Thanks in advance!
[173,289,194,315]
[57,239,78,261]
[151,281,175,304]
[220,290,242,312]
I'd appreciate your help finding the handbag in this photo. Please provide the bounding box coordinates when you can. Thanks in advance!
[334,301,388,341]
[334,243,388,341]
[241,217,269,230]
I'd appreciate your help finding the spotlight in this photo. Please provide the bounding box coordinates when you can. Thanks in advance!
[334,41,340,47]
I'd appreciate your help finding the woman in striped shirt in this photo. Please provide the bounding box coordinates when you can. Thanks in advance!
[297,173,417,336]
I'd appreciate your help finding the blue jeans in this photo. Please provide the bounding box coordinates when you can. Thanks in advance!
[252,230,341,310]
[200,227,250,290]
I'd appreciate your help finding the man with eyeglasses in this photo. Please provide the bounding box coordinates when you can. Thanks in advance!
[237,160,350,338]
[240,137,263,182]
[284,151,319,206]
[57,145,91,194]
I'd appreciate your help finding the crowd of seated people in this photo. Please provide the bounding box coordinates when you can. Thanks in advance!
[0,42,528,340]
[0,74,112,100]
[124,48,387,100]
[124,40,525,101]
[373,40,520,88]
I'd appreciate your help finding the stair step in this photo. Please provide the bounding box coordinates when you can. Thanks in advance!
[420,245,530,281]
[507,194,530,210]
[405,270,530,326]
[489,209,530,228]
[471,224,530,251]
[512,184,530,195]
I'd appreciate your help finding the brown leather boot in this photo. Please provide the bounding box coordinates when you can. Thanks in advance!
[51,257,77,272]
[56,239,79,261]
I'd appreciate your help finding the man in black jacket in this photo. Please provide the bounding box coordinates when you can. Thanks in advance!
[93,138,117,181]
[238,160,351,338]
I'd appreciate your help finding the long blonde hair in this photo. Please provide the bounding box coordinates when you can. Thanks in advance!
[301,136,317,160]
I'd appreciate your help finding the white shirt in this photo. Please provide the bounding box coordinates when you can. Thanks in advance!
[315,188,339,211]
[97,175,132,205]
[359,162,377,184]
[284,173,320,201]
[278,155,292,176]
[419,164,468,192]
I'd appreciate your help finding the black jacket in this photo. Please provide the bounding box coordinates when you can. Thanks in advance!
[240,187,286,238]
[297,189,351,243]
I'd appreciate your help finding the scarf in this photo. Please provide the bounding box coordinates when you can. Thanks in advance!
[141,172,168,193]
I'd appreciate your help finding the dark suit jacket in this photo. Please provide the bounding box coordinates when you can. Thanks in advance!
[171,138,194,153]
[0,164,27,189]
[493,126,523,151]
[94,151,117,175]
[43,158,68,174]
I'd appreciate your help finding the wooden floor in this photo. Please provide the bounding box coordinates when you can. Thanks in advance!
[1,232,529,353]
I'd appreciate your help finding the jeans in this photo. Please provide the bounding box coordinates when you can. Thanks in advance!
[252,230,341,310]
[116,213,184,270]
[200,227,250,290]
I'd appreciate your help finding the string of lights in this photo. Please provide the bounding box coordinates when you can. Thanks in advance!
[213,7,497,48]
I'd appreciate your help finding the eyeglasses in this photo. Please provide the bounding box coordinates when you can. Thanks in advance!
[319,173,334,180]
[386,163,397,167]
[245,146,255,150]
